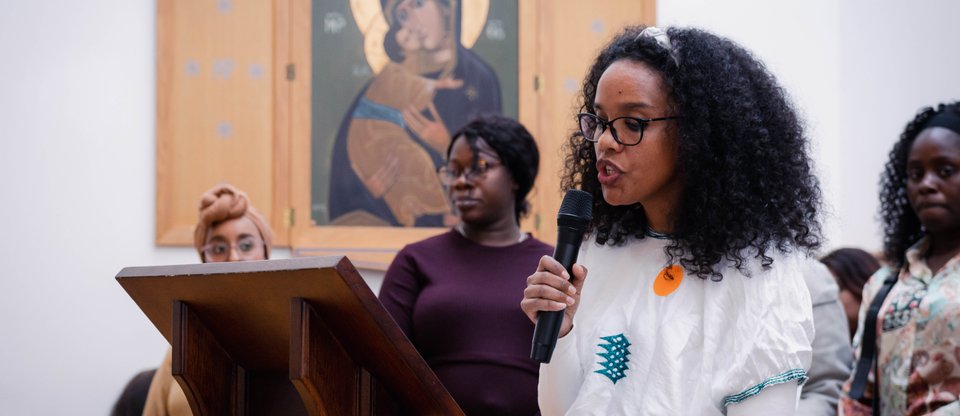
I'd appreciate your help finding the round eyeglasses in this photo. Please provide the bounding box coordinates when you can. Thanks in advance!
[437,158,501,186]
[577,112,678,146]
[202,236,263,262]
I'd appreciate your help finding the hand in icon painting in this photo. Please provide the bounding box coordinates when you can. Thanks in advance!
[364,154,401,198]
[404,102,452,153]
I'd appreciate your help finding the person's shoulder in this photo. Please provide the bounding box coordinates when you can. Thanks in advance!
[718,249,814,305]
[401,229,457,252]
[736,247,807,277]
[861,265,896,301]
[388,231,458,270]
[799,257,840,305]
[868,264,896,283]
[524,236,554,252]
[576,234,666,267]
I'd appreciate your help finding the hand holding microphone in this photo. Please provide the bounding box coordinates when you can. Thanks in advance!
[522,254,589,359]
[522,190,592,363]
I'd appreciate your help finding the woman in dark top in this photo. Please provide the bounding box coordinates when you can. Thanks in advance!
[378,114,551,415]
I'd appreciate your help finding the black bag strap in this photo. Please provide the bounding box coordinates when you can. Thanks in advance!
[849,270,899,415]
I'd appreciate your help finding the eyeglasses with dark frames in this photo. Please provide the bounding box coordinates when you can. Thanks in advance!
[437,158,501,185]
[577,112,678,146]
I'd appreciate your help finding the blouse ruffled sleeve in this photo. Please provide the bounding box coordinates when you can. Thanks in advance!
[711,254,815,411]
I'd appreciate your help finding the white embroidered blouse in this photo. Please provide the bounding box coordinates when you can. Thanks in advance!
[538,234,815,415]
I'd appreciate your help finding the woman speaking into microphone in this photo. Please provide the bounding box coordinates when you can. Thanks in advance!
[521,26,824,415]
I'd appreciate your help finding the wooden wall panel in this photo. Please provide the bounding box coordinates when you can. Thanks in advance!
[156,0,277,245]
[157,0,656,268]
[528,0,656,247]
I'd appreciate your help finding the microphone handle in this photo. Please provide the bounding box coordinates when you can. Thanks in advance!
[530,224,584,363]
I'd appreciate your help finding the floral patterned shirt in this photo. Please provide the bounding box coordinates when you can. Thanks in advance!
[840,238,960,416]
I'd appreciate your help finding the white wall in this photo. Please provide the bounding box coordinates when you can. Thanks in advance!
[835,0,960,252]
[0,0,957,414]
[0,1,190,414]
[659,0,843,246]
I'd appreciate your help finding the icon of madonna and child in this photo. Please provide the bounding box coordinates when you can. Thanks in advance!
[318,0,517,228]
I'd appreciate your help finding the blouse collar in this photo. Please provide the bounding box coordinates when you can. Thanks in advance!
[644,227,674,240]
[904,236,960,283]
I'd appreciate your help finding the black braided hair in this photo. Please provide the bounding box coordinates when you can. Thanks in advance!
[879,101,960,267]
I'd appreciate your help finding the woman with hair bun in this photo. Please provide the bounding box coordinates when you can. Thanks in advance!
[142,184,272,416]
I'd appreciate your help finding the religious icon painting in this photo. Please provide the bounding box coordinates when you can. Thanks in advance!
[310,0,519,228]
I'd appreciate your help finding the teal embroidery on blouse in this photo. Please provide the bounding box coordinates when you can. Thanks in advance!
[721,368,808,407]
[644,228,673,240]
[595,333,631,384]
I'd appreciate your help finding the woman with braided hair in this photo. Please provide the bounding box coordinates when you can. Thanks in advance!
[840,102,960,416]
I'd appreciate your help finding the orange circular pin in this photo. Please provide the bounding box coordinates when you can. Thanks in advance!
[653,265,684,296]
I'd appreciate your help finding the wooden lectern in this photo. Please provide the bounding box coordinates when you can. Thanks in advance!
[117,256,464,416]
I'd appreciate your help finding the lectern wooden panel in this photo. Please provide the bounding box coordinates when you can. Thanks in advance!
[117,256,462,415]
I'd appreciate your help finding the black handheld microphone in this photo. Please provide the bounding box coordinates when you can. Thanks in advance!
[530,189,593,363]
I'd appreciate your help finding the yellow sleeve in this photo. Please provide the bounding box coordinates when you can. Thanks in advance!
[142,348,194,416]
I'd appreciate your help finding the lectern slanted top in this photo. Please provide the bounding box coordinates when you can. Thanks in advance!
[117,256,463,416]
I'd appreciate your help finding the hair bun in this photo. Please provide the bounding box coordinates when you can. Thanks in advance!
[198,184,249,225]
[193,184,272,261]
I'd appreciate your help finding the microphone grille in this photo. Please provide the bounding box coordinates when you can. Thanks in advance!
[558,189,593,220]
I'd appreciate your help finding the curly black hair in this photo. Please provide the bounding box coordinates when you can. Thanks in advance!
[879,101,960,267]
[562,26,822,280]
[448,114,540,223]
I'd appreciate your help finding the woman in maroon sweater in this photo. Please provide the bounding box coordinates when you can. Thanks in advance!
[379,114,552,415]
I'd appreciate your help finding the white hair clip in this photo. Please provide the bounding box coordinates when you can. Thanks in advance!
[637,26,680,66]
